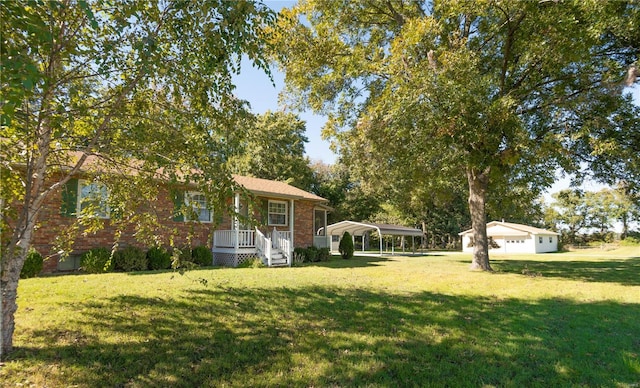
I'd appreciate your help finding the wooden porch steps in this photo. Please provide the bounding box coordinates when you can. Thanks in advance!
[269,250,288,267]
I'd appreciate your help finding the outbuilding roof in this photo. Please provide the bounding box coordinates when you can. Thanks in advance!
[459,221,559,236]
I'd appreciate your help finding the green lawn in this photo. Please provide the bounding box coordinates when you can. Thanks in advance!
[2,249,639,387]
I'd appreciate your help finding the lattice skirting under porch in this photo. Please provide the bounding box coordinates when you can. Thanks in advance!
[213,252,262,267]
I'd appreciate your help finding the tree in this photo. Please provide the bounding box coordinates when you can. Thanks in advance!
[0,0,274,358]
[270,0,639,271]
[309,160,380,223]
[338,231,354,259]
[610,184,640,239]
[230,110,314,189]
[550,189,590,244]
[585,189,618,234]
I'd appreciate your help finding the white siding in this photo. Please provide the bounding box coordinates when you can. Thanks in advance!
[461,224,558,254]
[490,235,532,253]
[535,234,558,253]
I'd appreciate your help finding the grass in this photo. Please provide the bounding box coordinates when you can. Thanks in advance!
[2,248,639,387]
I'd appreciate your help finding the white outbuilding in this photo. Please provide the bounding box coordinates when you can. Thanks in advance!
[459,221,559,254]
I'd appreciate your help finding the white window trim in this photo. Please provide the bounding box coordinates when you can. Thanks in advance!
[77,179,110,219]
[185,191,213,223]
[268,200,288,226]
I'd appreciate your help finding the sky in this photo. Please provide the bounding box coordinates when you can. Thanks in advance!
[232,1,640,198]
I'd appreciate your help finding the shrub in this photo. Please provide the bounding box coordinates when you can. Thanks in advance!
[80,247,113,274]
[171,247,193,269]
[113,246,147,272]
[237,256,265,268]
[306,245,319,262]
[20,249,44,278]
[147,246,172,270]
[339,232,354,259]
[191,245,213,267]
[318,247,331,261]
[621,236,640,246]
[293,247,307,265]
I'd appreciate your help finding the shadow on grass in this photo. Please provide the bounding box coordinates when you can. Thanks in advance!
[492,257,640,286]
[302,255,392,268]
[306,254,440,269]
[7,285,640,387]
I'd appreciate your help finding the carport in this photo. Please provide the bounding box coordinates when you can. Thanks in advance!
[323,221,423,256]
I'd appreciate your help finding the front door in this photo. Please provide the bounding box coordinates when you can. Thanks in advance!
[314,208,328,248]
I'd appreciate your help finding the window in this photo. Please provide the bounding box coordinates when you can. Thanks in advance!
[268,200,287,226]
[539,237,543,244]
[78,180,109,218]
[185,191,212,223]
[314,209,326,236]
[549,237,553,243]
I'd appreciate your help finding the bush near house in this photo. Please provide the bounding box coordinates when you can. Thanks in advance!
[293,247,307,266]
[191,245,213,267]
[291,246,331,263]
[113,246,148,272]
[20,249,44,279]
[147,246,172,270]
[318,247,331,261]
[339,232,354,259]
[80,247,113,274]
[306,245,319,262]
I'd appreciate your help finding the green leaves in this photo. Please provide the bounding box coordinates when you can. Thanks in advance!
[273,0,638,197]
[229,111,314,190]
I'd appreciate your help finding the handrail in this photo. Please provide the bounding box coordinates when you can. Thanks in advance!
[272,228,292,265]
[255,227,271,266]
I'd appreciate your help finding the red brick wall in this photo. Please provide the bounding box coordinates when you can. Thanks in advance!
[294,200,315,248]
[16,176,322,273]
[31,182,212,273]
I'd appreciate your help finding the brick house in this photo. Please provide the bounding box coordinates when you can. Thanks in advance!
[30,172,330,273]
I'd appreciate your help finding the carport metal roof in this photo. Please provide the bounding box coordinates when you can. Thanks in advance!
[325,221,423,237]
[323,221,423,256]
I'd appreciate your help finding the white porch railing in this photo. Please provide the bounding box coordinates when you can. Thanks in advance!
[213,228,292,267]
[213,230,255,248]
[255,228,272,266]
[272,228,292,265]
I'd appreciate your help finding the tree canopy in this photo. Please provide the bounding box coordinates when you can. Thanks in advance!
[270,0,640,270]
[0,0,274,358]
[230,110,314,189]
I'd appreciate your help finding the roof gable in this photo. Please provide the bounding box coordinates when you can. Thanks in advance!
[233,175,326,202]
[52,152,327,203]
[459,221,559,236]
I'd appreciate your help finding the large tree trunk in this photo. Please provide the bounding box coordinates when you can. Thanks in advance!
[466,166,492,271]
[2,154,47,360]
[1,237,32,360]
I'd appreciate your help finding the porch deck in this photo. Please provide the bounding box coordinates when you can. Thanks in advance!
[212,229,291,267]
